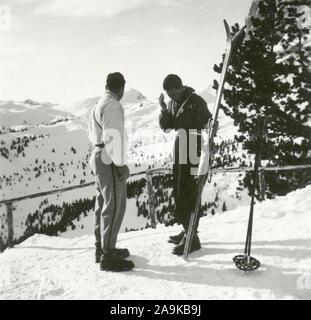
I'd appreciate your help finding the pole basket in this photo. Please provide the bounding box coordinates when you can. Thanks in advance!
[233,255,260,272]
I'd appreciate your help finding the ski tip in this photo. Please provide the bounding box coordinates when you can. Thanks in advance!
[223,20,231,41]
[223,20,230,31]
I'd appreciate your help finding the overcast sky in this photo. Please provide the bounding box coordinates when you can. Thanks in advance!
[0,0,252,105]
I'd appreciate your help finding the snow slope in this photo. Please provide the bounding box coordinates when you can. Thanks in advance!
[0,185,310,300]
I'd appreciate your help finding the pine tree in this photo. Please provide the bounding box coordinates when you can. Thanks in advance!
[214,0,311,197]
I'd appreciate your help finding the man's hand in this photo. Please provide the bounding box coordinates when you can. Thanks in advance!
[116,165,130,181]
[159,93,167,111]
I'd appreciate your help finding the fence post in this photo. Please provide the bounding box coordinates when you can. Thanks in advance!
[6,202,14,248]
[146,172,156,229]
[258,169,266,201]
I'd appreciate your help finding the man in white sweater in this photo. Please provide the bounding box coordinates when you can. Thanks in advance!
[88,72,134,272]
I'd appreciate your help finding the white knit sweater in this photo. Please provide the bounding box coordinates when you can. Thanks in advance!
[88,90,127,166]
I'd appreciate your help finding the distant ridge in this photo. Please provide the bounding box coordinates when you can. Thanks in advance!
[122,89,146,104]
[66,89,147,116]
[0,100,71,126]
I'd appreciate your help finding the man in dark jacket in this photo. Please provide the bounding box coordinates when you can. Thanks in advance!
[159,74,212,255]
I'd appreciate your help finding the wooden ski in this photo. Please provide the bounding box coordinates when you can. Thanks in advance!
[183,21,246,261]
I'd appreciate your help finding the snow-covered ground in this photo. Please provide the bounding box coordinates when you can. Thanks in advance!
[1,185,310,300]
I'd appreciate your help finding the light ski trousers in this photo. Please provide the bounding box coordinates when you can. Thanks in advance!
[89,147,127,251]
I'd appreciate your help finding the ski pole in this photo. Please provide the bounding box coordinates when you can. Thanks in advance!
[244,117,266,257]
[234,116,266,272]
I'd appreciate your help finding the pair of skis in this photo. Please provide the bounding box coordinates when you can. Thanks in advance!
[183,20,246,261]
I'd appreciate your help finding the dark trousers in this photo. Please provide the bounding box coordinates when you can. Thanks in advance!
[172,164,201,233]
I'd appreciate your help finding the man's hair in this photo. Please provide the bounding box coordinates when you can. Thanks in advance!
[106,72,126,91]
[163,74,183,90]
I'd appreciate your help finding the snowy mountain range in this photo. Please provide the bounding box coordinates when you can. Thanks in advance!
[0,99,72,127]
[62,89,147,116]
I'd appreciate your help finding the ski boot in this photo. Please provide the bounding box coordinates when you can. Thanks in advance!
[168,230,185,244]
[95,243,103,263]
[173,233,201,256]
[100,250,135,272]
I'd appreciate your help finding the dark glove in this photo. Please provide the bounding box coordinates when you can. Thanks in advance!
[116,165,130,181]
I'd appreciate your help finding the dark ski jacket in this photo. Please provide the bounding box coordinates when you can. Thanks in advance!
[159,86,212,169]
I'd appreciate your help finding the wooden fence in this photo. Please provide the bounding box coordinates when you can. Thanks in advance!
[1,164,311,248]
